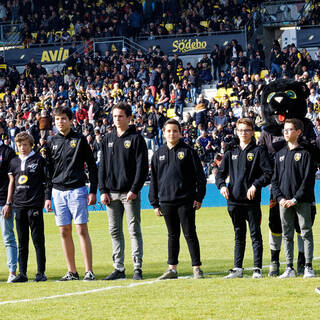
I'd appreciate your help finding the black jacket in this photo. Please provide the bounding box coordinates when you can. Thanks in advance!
[98,125,148,194]
[0,144,16,206]
[271,145,316,203]
[46,129,98,199]
[9,152,47,208]
[216,138,273,207]
[149,139,206,208]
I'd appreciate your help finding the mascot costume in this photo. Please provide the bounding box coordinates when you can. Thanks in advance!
[258,79,318,276]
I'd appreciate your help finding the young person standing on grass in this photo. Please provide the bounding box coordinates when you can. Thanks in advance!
[45,106,98,281]
[99,102,148,281]
[0,124,18,283]
[216,118,273,279]
[272,119,315,279]
[8,132,47,282]
[149,119,206,280]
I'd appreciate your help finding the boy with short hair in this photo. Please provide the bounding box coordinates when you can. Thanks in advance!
[9,132,47,282]
[149,119,206,279]
[272,118,315,278]
[45,106,98,281]
[99,102,148,281]
[216,118,273,278]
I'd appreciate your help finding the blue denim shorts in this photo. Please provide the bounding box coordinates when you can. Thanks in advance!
[52,186,89,226]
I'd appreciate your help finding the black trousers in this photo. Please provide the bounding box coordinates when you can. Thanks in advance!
[228,206,263,269]
[161,202,201,266]
[14,207,46,275]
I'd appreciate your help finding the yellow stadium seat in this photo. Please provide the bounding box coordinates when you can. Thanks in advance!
[31,32,37,40]
[167,108,176,118]
[165,23,173,32]
[200,21,209,28]
[217,87,227,97]
[260,69,269,79]
[254,131,261,140]
[0,92,5,101]
[0,64,7,70]
[227,88,234,96]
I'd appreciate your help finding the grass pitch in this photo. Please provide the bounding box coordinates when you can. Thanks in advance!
[1,206,320,319]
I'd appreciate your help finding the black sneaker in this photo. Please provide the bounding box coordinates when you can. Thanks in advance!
[34,273,47,282]
[11,273,28,283]
[83,270,96,281]
[133,269,143,280]
[59,271,80,281]
[103,269,126,281]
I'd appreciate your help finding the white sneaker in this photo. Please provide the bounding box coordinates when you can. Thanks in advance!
[303,266,315,279]
[7,274,17,283]
[279,267,295,279]
[224,268,243,279]
[252,268,262,279]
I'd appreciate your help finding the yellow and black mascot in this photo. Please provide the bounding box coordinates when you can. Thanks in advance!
[258,79,318,276]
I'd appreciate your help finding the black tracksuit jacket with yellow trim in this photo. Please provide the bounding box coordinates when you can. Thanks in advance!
[216,138,273,207]
[46,129,98,199]
[271,145,316,203]
[149,139,206,208]
[98,125,148,194]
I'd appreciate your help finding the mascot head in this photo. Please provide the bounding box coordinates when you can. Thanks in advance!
[261,79,309,127]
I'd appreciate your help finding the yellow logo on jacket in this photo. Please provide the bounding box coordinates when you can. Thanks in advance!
[124,140,131,149]
[247,153,254,161]
[177,151,185,160]
[294,153,301,161]
[70,139,77,148]
[18,175,28,184]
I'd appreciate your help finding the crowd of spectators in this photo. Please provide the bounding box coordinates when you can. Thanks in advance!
[0,29,320,182]
[0,0,269,47]
[297,1,320,27]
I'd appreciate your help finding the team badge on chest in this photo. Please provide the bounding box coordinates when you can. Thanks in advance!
[124,140,131,149]
[18,175,28,184]
[70,139,77,148]
[247,153,254,161]
[177,151,185,160]
[294,153,301,161]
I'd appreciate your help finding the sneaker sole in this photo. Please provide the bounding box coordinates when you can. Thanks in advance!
[83,278,96,281]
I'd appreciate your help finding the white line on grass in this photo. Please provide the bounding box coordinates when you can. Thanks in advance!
[0,280,158,306]
[1,256,320,305]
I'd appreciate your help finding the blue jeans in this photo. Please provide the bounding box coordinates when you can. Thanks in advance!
[145,137,157,152]
[174,102,185,119]
[190,87,197,104]
[0,207,18,272]
[270,63,281,76]
[157,127,163,146]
